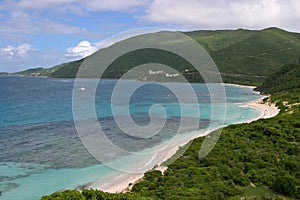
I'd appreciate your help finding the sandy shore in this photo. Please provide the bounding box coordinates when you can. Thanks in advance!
[220,82,257,89]
[94,172,144,193]
[246,97,279,120]
[91,132,206,193]
[90,92,280,194]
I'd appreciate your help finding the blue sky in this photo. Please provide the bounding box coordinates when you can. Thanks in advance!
[1,0,300,72]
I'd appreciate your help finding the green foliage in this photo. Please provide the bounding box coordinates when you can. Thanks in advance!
[242,186,287,200]
[257,62,300,94]
[125,61,300,199]
[12,65,63,77]
[50,59,84,78]
[43,95,300,199]
[41,190,85,200]
[128,101,300,199]
[199,27,300,85]
[41,189,149,200]
[101,48,204,83]
[16,27,300,85]
[42,59,300,199]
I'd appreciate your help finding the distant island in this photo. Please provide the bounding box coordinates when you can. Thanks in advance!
[0,72,9,76]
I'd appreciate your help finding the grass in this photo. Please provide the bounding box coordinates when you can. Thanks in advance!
[242,186,295,200]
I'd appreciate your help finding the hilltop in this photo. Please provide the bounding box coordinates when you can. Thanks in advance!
[12,64,64,77]
[15,27,300,85]
[187,27,300,84]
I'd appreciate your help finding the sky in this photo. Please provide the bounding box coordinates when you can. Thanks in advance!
[1,0,300,72]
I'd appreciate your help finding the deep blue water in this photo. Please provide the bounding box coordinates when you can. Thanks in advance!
[0,76,262,199]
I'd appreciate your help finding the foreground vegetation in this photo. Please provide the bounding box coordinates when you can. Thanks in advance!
[41,62,300,199]
[16,27,300,85]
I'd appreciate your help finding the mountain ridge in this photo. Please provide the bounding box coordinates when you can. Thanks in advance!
[13,27,300,85]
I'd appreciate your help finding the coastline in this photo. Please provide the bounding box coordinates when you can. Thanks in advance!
[245,96,279,120]
[95,99,280,196]
[91,88,280,194]
[90,130,208,193]
[221,82,257,89]
[89,86,280,194]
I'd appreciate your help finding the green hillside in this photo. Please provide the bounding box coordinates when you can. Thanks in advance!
[15,27,300,85]
[257,62,300,94]
[42,63,300,199]
[49,59,84,78]
[186,27,300,84]
[13,64,64,77]
[13,67,48,76]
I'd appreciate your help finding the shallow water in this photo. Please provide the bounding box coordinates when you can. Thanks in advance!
[0,76,262,199]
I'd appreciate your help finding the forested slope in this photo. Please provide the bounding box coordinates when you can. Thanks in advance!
[16,28,300,85]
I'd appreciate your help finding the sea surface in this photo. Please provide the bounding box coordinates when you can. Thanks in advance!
[0,76,262,199]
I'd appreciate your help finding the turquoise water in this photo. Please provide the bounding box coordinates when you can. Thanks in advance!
[0,76,262,199]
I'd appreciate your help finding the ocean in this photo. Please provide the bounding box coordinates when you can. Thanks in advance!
[0,76,262,199]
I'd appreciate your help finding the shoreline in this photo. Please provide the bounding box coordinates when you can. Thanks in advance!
[245,96,279,120]
[221,82,257,89]
[87,85,280,194]
[90,130,209,193]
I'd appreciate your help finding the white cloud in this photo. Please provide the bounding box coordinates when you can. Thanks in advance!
[0,45,71,72]
[141,0,300,31]
[0,0,149,38]
[19,0,77,9]
[0,41,99,72]
[2,0,300,35]
[0,11,89,35]
[66,40,98,58]
[18,0,149,12]
[0,43,33,59]
[83,0,149,11]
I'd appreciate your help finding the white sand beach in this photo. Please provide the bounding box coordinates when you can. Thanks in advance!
[91,92,280,194]
[92,133,203,193]
[246,97,280,120]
